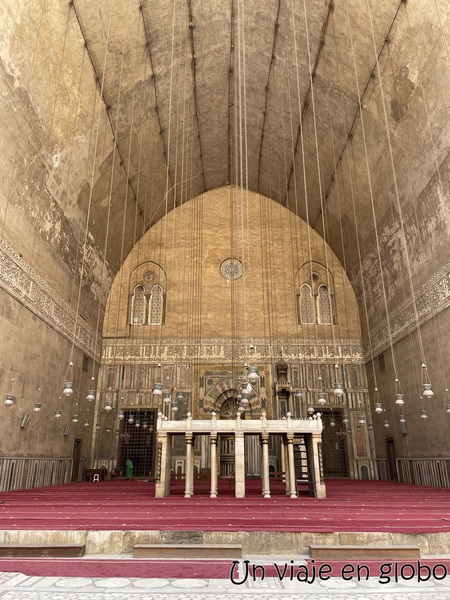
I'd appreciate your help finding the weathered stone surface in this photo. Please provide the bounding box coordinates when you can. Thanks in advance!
[0,0,449,486]
[339,532,394,547]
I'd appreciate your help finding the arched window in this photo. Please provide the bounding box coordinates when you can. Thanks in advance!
[317,284,332,324]
[296,263,336,325]
[130,284,146,325]
[148,284,164,325]
[299,284,316,324]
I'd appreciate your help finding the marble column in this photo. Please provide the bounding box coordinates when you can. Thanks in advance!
[287,435,297,498]
[185,433,193,498]
[307,433,326,498]
[210,433,218,498]
[234,432,245,498]
[190,434,195,494]
[282,437,290,495]
[261,433,271,498]
[155,432,172,498]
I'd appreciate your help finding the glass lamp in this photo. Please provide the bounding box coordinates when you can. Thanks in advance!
[86,378,96,402]
[247,366,259,384]
[318,392,327,406]
[4,394,14,407]
[395,393,404,405]
[334,383,344,398]
[152,383,163,398]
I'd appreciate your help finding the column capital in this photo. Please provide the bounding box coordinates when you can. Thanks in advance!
[186,432,194,444]
[210,433,218,444]
[261,432,269,443]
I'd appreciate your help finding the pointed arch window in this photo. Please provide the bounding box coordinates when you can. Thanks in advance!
[130,284,146,325]
[299,284,316,324]
[317,284,332,324]
[149,284,164,325]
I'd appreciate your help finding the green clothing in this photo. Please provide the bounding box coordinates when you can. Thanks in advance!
[126,458,133,479]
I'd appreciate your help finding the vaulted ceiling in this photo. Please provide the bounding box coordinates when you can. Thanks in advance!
[2,0,449,322]
[71,0,408,257]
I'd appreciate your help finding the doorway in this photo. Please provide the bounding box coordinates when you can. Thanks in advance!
[386,438,398,482]
[320,410,349,477]
[71,438,82,482]
[118,410,157,477]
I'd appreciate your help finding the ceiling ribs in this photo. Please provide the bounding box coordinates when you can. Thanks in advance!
[139,0,175,216]
[317,0,407,227]
[187,0,206,192]
[257,0,282,193]
[70,0,145,223]
[284,0,334,209]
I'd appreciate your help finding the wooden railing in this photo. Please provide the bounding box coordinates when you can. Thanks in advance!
[396,458,450,488]
[375,458,390,481]
[0,457,72,492]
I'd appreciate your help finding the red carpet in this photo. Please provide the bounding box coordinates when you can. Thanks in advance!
[0,557,233,578]
[0,478,449,533]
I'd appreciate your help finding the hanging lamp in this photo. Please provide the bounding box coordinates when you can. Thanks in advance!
[394,378,404,405]
[4,394,15,407]
[152,383,163,398]
[247,365,259,384]
[86,377,96,402]
[421,363,434,398]
[63,362,74,397]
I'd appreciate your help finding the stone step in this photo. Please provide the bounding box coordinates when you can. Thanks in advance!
[309,544,420,560]
[0,544,85,558]
[133,543,242,559]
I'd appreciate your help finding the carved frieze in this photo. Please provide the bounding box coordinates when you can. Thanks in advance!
[363,259,450,358]
[102,337,365,364]
[0,238,100,359]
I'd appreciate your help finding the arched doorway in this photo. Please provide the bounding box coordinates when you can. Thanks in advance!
[218,391,239,477]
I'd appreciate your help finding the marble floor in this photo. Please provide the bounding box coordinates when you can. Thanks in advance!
[1,566,450,599]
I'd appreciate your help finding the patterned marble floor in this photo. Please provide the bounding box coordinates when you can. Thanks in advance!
[0,570,450,599]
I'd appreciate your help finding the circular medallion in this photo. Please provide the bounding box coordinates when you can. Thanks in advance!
[220,258,243,280]
[143,271,154,282]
